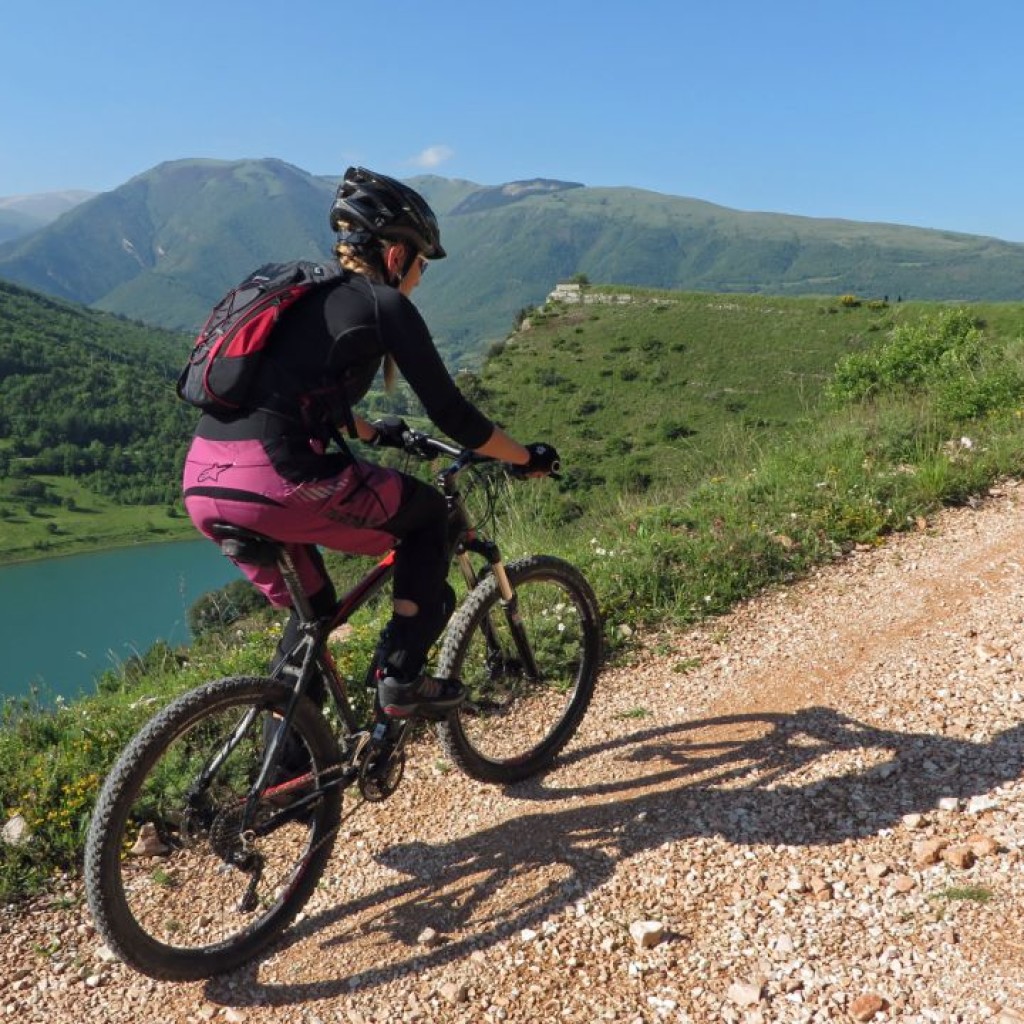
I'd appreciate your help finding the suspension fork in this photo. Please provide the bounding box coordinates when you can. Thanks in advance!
[457,538,540,680]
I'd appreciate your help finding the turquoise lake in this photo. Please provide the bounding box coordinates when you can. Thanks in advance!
[0,540,241,702]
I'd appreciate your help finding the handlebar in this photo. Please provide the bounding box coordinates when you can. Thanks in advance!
[398,429,560,480]
[399,429,462,460]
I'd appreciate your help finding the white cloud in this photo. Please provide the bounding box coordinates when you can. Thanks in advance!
[410,145,455,169]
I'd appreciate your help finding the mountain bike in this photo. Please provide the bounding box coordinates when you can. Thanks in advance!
[83,431,602,981]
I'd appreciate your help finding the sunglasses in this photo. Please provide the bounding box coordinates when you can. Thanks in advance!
[416,255,429,275]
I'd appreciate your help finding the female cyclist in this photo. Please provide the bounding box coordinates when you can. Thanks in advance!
[183,167,558,719]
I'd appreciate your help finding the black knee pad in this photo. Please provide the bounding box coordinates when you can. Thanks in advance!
[376,583,457,681]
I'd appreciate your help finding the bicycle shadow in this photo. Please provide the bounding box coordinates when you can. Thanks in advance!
[205,704,1024,1008]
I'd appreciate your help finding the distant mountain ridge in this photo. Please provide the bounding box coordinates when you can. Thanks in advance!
[0,189,95,220]
[2,159,1024,363]
[0,189,95,244]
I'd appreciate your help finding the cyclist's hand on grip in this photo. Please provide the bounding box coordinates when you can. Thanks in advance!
[512,442,560,478]
[369,416,410,449]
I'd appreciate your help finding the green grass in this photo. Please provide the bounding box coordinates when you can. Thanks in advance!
[616,706,652,720]
[931,885,994,903]
[477,290,909,499]
[0,474,195,565]
[3,288,1024,901]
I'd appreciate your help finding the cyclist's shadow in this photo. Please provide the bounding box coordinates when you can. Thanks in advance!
[207,705,1024,1008]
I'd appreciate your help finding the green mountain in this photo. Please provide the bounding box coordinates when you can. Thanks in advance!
[3,159,1024,365]
[0,160,333,332]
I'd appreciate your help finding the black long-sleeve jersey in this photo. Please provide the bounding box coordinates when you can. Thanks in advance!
[194,271,494,479]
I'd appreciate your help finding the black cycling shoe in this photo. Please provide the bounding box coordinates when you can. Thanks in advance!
[377,674,466,720]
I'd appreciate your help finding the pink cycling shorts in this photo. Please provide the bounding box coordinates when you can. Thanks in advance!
[183,437,403,606]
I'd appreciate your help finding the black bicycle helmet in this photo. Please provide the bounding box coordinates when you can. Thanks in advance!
[329,166,446,259]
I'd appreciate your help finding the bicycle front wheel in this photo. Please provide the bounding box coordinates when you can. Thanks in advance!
[435,555,602,783]
[84,676,342,981]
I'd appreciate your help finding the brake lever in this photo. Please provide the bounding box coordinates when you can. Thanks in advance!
[401,431,435,459]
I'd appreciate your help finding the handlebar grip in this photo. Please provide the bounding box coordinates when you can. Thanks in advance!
[506,461,562,480]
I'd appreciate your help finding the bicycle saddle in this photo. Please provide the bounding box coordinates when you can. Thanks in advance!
[209,522,282,567]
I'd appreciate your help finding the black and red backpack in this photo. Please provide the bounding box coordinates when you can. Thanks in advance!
[176,260,340,412]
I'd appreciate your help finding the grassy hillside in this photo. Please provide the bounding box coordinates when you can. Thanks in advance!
[466,288,1024,622]
[473,289,914,495]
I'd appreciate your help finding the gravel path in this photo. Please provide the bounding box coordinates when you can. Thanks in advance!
[5,481,1024,1023]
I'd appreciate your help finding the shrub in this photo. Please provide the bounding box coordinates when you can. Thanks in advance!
[187,579,270,638]
[660,421,697,441]
[828,307,984,403]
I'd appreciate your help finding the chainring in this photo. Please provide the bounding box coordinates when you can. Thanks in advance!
[358,745,406,802]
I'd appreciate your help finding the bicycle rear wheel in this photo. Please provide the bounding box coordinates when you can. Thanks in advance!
[84,676,342,981]
[435,555,602,783]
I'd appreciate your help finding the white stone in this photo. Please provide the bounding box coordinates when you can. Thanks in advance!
[129,822,169,856]
[1,814,31,847]
[628,920,665,949]
[967,794,999,814]
[439,982,468,1005]
[727,980,763,1007]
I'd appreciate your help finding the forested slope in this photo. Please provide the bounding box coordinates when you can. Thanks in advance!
[0,280,191,507]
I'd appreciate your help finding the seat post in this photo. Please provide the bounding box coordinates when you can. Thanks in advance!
[275,547,317,624]
[210,522,319,626]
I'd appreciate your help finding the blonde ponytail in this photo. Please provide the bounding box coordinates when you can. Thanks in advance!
[334,228,397,393]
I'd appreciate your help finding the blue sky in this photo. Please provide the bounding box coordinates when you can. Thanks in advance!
[3,1,1024,240]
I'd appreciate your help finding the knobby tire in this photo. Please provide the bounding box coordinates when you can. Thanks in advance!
[84,676,342,981]
[435,555,602,783]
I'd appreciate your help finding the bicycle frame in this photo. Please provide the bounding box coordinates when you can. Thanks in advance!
[277,441,523,707]
[220,436,533,823]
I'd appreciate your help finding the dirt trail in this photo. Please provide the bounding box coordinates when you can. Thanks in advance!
[4,482,1024,1022]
